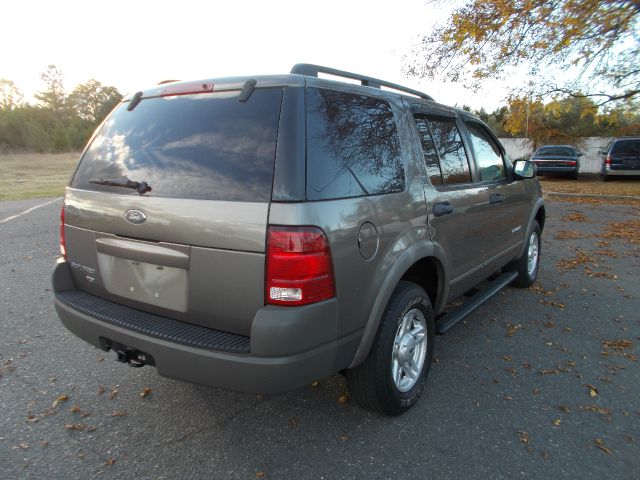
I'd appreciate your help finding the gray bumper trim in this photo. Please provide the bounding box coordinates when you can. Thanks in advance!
[56,289,250,353]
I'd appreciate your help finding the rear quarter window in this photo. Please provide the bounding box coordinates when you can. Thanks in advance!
[71,88,283,202]
[305,88,404,200]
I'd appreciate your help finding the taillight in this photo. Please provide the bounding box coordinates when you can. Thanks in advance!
[160,81,214,97]
[266,226,335,306]
[60,203,67,259]
[605,156,611,166]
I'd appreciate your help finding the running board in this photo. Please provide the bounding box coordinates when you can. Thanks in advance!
[436,271,518,335]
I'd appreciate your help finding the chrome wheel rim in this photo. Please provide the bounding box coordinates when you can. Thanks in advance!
[527,231,539,278]
[392,308,427,392]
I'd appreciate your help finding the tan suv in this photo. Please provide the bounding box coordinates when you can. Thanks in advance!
[53,64,544,415]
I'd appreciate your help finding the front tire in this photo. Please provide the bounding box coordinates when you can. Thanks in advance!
[346,281,435,416]
[510,221,541,288]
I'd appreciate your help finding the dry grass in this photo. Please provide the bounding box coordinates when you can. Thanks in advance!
[539,176,640,197]
[0,152,80,200]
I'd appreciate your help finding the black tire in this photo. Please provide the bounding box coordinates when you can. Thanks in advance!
[345,281,435,416]
[570,171,578,180]
[603,174,611,182]
[509,221,541,288]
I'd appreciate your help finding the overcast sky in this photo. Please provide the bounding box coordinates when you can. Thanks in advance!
[2,0,515,110]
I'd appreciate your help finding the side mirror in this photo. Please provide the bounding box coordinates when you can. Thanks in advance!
[513,160,536,179]
[577,152,584,157]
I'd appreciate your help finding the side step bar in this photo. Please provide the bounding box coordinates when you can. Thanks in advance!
[436,270,518,335]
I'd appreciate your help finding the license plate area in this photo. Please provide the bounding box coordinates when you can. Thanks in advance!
[97,253,188,312]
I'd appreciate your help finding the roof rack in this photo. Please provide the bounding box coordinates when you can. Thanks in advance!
[290,63,433,101]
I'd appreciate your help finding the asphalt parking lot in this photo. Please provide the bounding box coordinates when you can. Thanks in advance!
[1,197,638,479]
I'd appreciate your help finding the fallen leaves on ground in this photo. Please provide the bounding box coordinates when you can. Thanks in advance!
[602,339,633,351]
[337,394,349,405]
[555,230,583,240]
[583,384,599,397]
[109,387,118,400]
[553,196,640,207]
[562,212,589,223]
[583,267,617,280]
[139,387,152,398]
[52,394,69,408]
[539,299,566,310]
[595,438,613,454]
[111,411,127,417]
[556,250,595,271]
[105,458,115,466]
[506,324,522,337]
[596,219,640,244]
[579,404,612,418]
[601,339,636,361]
[517,431,530,444]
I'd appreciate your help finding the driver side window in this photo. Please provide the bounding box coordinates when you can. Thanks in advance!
[464,121,506,182]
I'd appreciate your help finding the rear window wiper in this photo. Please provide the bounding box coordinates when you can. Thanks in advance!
[89,178,152,194]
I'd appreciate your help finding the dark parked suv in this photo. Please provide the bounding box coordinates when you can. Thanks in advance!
[53,64,544,415]
[531,145,582,179]
[601,137,640,181]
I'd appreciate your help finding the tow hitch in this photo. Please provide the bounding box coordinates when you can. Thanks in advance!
[100,338,154,367]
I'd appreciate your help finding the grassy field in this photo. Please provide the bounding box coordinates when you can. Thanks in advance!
[0,152,80,201]
[0,153,639,201]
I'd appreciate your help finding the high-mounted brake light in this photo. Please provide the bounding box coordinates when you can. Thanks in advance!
[266,226,336,306]
[60,202,67,259]
[160,81,214,97]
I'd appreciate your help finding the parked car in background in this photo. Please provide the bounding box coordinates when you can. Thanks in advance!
[531,145,582,179]
[600,137,640,181]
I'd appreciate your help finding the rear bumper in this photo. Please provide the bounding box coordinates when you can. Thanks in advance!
[534,165,578,174]
[53,261,359,394]
[603,166,640,176]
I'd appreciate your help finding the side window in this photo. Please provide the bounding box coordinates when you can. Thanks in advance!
[426,117,471,185]
[414,117,443,185]
[464,121,506,181]
[306,88,405,200]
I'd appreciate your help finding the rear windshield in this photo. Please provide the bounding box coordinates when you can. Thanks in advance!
[535,147,574,157]
[611,140,640,155]
[72,88,283,202]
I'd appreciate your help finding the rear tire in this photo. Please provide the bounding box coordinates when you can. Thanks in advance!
[346,281,435,416]
[509,221,541,288]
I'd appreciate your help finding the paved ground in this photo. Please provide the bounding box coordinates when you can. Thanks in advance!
[1,197,638,479]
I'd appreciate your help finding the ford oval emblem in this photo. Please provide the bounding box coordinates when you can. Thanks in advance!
[124,209,147,224]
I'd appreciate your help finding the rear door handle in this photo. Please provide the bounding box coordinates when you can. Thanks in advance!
[489,193,505,205]
[433,201,454,217]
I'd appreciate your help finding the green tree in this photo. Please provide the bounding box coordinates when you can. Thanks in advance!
[0,79,23,110]
[35,65,66,113]
[68,79,122,125]
[406,0,639,104]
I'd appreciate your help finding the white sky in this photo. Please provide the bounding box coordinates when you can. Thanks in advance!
[2,0,515,110]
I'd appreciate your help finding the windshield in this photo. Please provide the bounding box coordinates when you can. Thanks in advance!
[72,88,283,202]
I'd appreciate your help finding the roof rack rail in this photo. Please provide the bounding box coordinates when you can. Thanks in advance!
[290,63,433,101]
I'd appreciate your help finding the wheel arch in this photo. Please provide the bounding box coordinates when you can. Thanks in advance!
[349,242,447,368]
